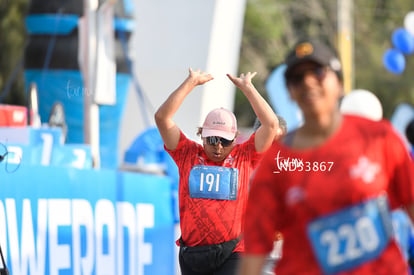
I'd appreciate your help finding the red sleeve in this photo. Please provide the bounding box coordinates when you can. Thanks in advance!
[384,121,414,208]
[238,133,264,168]
[244,145,282,254]
[164,131,200,167]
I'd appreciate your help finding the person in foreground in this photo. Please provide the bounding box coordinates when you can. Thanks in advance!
[154,67,278,275]
[253,116,287,275]
[341,86,414,274]
[239,39,414,275]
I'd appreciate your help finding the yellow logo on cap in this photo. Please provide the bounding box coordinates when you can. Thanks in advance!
[295,43,314,58]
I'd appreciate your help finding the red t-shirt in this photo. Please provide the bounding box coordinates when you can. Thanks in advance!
[166,132,262,252]
[245,115,414,274]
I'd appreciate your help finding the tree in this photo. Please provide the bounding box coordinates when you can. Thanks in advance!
[2,0,413,126]
[0,0,29,105]
[237,0,414,127]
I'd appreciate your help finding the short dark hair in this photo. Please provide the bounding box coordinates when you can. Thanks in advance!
[406,119,414,146]
[253,115,288,135]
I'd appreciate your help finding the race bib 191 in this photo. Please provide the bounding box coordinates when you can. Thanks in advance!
[307,195,393,274]
[188,165,239,200]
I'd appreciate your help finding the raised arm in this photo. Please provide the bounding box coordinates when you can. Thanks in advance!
[227,72,278,152]
[154,68,213,150]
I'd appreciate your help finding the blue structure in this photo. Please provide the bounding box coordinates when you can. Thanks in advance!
[0,165,176,275]
[1,2,182,274]
[265,64,303,132]
[24,3,134,169]
[124,127,180,223]
[0,126,177,275]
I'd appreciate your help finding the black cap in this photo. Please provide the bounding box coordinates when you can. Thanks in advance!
[284,39,342,79]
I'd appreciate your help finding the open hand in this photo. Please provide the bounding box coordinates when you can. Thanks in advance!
[226,72,257,90]
[188,67,214,86]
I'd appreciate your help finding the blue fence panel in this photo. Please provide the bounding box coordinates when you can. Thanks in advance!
[0,166,176,275]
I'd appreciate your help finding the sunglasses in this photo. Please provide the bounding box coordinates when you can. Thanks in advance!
[205,136,234,147]
[286,66,327,86]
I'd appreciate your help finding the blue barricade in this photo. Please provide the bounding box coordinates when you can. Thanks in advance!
[0,166,176,275]
[0,127,92,169]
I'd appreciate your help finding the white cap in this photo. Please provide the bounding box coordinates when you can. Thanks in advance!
[340,89,383,121]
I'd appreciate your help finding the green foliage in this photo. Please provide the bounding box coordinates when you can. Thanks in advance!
[237,0,414,127]
[352,0,414,118]
[0,0,29,106]
[1,0,414,125]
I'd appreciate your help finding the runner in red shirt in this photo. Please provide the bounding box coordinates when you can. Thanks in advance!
[155,68,278,275]
[240,39,414,275]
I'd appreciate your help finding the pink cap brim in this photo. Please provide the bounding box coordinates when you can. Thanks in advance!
[201,128,236,140]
